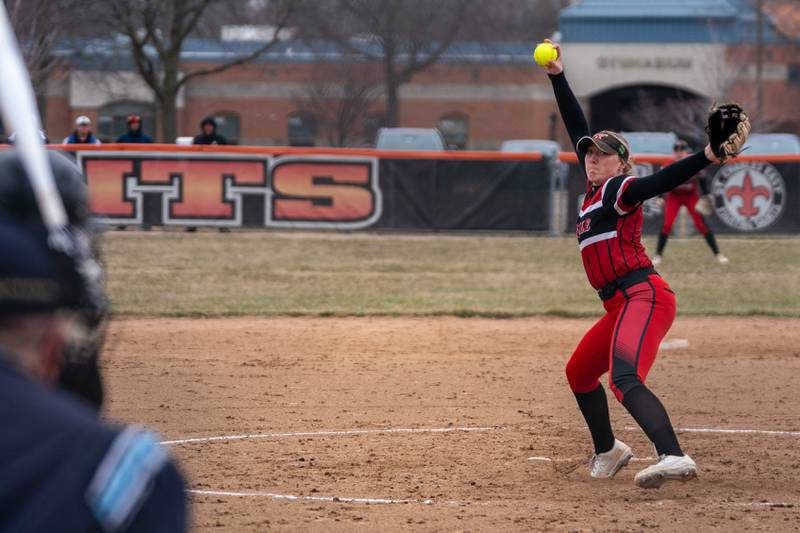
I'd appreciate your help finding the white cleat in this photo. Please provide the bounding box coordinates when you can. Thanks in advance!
[651,255,662,266]
[716,254,729,264]
[590,439,634,479]
[634,454,697,489]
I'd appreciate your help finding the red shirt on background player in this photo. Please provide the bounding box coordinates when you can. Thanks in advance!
[652,139,728,265]
[539,39,725,488]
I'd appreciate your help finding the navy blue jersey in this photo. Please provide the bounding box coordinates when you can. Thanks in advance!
[576,174,652,290]
[0,357,186,533]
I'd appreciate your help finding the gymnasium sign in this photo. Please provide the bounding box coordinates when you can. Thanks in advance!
[596,57,692,70]
[76,152,382,229]
[711,162,786,231]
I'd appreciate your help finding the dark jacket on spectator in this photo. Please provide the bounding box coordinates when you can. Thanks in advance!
[63,131,101,145]
[116,129,153,144]
[192,117,227,145]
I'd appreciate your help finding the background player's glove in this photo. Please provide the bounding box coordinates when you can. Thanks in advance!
[705,103,751,162]
[695,194,713,216]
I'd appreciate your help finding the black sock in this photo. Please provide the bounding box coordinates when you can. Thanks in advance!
[704,232,720,254]
[622,385,683,456]
[656,232,668,255]
[574,385,615,454]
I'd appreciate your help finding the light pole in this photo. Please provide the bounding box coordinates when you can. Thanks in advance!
[755,0,764,124]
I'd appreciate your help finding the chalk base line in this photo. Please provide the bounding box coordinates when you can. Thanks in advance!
[162,426,496,446]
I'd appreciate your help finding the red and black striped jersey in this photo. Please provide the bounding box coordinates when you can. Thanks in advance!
[576,174,653,290]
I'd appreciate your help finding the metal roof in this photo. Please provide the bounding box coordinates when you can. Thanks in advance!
[55,38,534,70]
[560,0,739,19]
[560,0,785,43]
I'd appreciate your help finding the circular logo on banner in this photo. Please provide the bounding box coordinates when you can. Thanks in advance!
[711,162,785,231]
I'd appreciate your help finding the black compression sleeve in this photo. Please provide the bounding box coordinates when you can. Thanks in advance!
[548,72,590,168]
[621,151,712,204]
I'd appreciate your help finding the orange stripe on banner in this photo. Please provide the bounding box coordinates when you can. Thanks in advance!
[11,143,799,163]
[52,144,543,162]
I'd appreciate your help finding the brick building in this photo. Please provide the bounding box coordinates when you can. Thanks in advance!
[31,0,800,150]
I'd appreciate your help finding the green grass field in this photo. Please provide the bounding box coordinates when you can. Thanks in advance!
[101,230,800,317]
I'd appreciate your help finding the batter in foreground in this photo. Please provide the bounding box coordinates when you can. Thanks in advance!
[537,40,749,488]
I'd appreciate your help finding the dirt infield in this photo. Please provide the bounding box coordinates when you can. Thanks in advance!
[103,316,800,532]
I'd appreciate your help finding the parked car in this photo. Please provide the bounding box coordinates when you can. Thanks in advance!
[374,128,446,151]
[499,139,562,157]
[742,133,800,154]
[620,131,678,155]
[500,139,569,185]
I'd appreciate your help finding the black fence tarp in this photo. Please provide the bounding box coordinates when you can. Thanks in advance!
[374,159,551,231]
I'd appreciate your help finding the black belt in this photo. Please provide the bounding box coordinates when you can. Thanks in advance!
[597,267,657,301]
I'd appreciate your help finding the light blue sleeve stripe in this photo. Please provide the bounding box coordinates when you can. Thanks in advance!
[87,427,168,532]
[95,437,157,522]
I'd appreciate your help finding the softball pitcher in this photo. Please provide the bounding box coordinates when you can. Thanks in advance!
[538,40,749,488]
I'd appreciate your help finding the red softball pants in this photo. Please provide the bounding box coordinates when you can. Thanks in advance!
[661,192,709,236]
[565,274,677,403]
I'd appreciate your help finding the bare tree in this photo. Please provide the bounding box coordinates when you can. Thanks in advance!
[460,0,569,43]
[301,0,570,129]
[621,39,789,142]
[292,64,381,147]
[620,91,710,145]
[306,0,475,128]
[758,0,800,129]
[4,0,80,124]
[620,3,799,141]
[97,0,304,142]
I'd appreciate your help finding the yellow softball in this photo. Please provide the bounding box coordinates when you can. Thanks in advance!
[533,42,558,67]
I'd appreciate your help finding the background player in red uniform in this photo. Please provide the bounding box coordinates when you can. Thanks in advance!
[652,139,728,265]
[538,40,748,488]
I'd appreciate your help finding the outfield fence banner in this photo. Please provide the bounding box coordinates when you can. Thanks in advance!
[50,145,800,234]
[67,145,555,232]
[563,154,800,235]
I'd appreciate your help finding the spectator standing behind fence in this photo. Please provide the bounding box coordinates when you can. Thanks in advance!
[63,116,101,145]
[192,116,227,145]
[116,115,154,144]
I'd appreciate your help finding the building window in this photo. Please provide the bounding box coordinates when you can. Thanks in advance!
[789,64,800,86]
[288,113,317,147]
[211,112,241,144]
[438,113,469,150]
[97,101,155,142]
